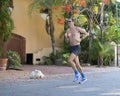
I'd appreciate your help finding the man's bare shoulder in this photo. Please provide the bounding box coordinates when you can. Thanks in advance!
[76,26,84,30]
[76,26,86,33]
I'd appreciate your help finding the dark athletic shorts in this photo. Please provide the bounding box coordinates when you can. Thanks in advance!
[70,45,81,56]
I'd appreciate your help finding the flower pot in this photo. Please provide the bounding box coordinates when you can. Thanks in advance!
[0,58,8,71]
[55,58,62,65]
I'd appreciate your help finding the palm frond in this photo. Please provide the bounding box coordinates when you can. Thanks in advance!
[29,0,63,14]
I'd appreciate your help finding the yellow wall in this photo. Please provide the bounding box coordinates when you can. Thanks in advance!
[12,0,64,53]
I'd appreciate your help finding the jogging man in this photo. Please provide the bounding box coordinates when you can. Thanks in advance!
[65,18,89,84]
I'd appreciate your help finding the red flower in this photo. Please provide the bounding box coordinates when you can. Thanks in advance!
[82,1,86,7]
[80,0,87,8]
[57,18,64,25]
[65,5,71,13]
[104,0,110,5]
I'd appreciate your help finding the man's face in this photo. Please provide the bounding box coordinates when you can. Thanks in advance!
[68,19,74,28]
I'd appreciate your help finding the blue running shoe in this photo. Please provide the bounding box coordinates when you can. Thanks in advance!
[79,77,87,84]
[73,74,81,82]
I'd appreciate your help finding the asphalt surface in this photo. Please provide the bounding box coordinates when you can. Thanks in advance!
[0,67,120,96]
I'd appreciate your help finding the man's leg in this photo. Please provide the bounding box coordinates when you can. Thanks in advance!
[68,53,80,82]
[74,56,83,73]
[74,56,87,84]
[68,53,77,71]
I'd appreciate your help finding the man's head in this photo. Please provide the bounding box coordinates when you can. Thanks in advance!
[67,18,74,23]
[67,18,75,28]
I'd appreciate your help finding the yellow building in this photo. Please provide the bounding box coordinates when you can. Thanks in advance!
[12,0,64,64]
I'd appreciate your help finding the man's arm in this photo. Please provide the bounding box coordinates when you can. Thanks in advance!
[77,27,89,40]
[64,30,70,43]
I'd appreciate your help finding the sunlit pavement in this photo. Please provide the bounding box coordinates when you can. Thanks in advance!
[0,67,120,96]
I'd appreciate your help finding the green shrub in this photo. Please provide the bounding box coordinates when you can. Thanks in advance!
[62,52,70,66]
[100,43,114,66]
[89,39,114,66]
[42,56,53,65]
[49,50,63,64]
[79,51,89,63]
[7,50,22,69]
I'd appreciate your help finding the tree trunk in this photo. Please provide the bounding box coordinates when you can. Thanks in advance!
[100,2,105,44]
[88,17,93,63]
[99,56,103,67]
[98,1,105,66]
[48,9,56,56]
[98,55,103,67]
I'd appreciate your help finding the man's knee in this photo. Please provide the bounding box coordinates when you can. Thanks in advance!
[68,58,73,64]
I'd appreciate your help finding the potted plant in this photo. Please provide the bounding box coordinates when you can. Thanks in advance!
[6,50,22,70]
[49,50,63,65]
[0,0,14,70]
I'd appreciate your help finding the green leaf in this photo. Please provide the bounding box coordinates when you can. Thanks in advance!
[111,0,116,4]
[73,14,87,26]
[93,6,99,14]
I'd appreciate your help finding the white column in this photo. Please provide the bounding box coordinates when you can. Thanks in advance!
[114,45,117,66]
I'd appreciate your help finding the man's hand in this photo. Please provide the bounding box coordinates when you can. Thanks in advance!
[65,33,70,43]
[82,32,89,40]
[67,33,71,38]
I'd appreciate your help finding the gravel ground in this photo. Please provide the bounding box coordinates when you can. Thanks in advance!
[0,64,119,84]
[0,65,73,81]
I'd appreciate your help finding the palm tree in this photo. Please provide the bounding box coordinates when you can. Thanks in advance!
[30,0,63,56]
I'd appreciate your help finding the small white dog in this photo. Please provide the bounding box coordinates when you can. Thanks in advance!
[30,70,44,79]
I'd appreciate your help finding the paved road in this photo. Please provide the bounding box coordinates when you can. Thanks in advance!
[0,67,120,96]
